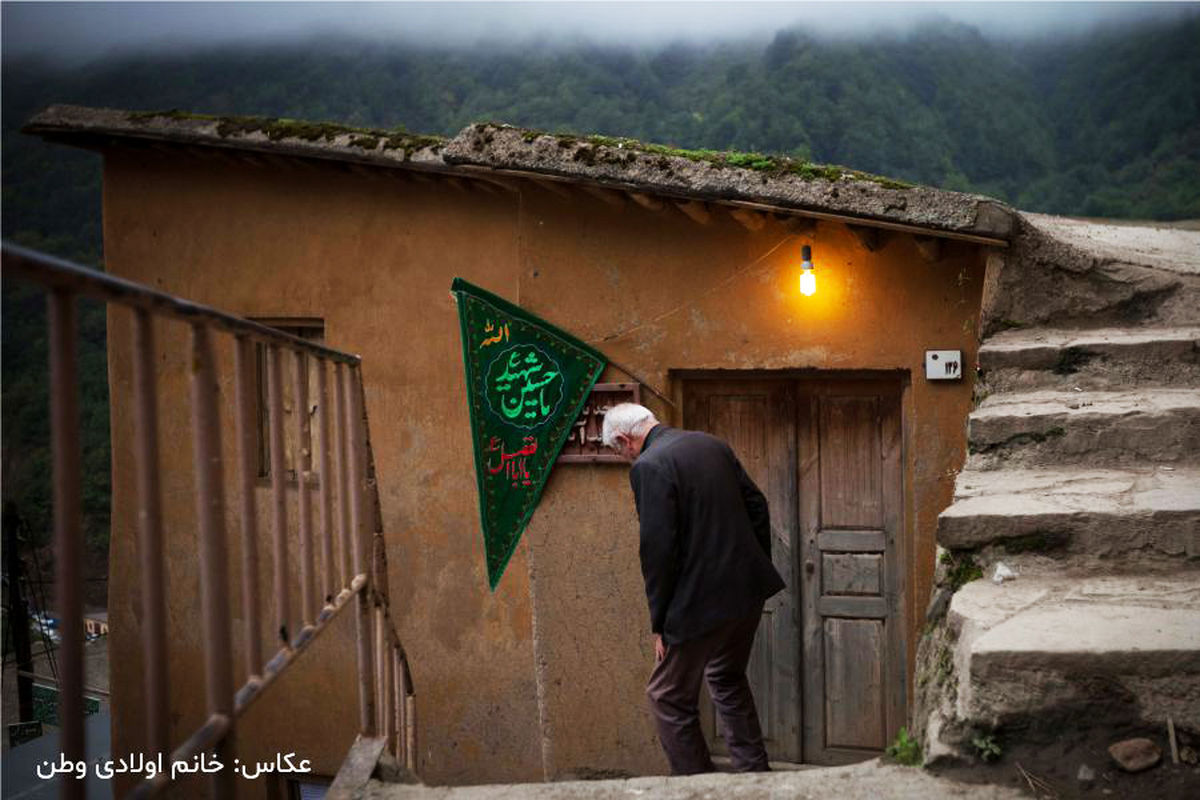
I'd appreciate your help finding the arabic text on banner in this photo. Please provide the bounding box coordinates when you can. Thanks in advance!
[452,278,607,590]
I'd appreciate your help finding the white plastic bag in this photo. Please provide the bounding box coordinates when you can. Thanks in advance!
[992,562,1016,584]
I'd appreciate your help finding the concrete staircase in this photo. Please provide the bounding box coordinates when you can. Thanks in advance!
[917,215,1200,764]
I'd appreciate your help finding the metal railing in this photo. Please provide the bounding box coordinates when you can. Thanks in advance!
[2,242,417,797]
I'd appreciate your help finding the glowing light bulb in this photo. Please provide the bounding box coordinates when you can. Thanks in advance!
[799,244,816,296]
[799,268,816,296]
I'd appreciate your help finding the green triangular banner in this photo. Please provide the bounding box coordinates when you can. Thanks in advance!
[453,278,607,590]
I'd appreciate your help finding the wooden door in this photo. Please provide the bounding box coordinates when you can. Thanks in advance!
[682,375,905,766]
[684,380,801,762]
[798,381,905,765]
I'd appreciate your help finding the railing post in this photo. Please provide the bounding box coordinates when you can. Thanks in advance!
[373,533,390,608]
[381,615,394,747]
[347,365,377,735]
[133,309,170,759]
[294,350,316,632]
[334,363,352,591]
[233,336,264,682]
[375,607,384,733]
[392,645,403,760]
[189,323,235,798]
[49,289,85,800]
[405,677,417,773]
[316,360,334,607]
[267,344,291,648]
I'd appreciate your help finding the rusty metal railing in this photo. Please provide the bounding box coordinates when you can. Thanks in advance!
[2,242,417,797]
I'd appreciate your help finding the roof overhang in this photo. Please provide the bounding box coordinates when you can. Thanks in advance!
[25,105,1014,247]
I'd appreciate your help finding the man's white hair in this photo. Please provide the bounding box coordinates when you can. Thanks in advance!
[602,402,658,447]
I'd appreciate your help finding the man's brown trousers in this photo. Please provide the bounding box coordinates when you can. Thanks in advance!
[645,606,770,774]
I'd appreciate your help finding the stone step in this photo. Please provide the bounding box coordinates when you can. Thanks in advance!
[984,214,1200,334]
[941,573,1200,740]
[938,467,1200,563]
[978,326,1200,392]
[967,389,1200,467]
[981,326,1200,371]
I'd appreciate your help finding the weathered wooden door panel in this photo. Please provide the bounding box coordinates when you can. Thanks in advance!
[747,607,775,735]
[819,396,883,528]
[684,380,800,763]
[799,382,905,766]
[824,618,886,750]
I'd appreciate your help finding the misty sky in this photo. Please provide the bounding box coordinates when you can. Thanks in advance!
[4,1,1198,63]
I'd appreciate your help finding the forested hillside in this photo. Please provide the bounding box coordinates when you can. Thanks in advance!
[2,15,1198,554]
[6,16,1200,260]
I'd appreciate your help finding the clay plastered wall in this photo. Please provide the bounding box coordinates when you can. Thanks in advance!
[517,190,985,776]
[101,148,984,786]
[102,150,540,787]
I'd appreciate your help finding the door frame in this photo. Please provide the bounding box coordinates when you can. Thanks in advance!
[675,369,910,765]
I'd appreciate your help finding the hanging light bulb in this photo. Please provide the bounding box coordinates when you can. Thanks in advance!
[799,244,816,296]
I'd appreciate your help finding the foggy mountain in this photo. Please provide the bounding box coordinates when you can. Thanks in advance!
[3,14,1198,554]
[6,13,1199,269]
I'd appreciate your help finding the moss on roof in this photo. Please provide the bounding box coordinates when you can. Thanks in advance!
[125,109,445,153]
[504,127,913,190]
[28,104,1015,239]
[120,109,908,187]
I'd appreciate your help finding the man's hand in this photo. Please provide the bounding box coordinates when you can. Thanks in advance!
[654,634,667,662]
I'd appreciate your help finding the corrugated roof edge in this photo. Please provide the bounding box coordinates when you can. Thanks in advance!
[24,105,1015,240]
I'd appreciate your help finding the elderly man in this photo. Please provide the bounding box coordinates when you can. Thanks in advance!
[602,402,785,775]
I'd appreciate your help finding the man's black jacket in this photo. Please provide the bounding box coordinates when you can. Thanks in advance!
[630,425,786,644]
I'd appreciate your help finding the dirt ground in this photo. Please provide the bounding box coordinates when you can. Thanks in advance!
[931,720,1200,799]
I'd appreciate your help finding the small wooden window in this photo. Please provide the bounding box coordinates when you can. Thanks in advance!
[252,318,325,480]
